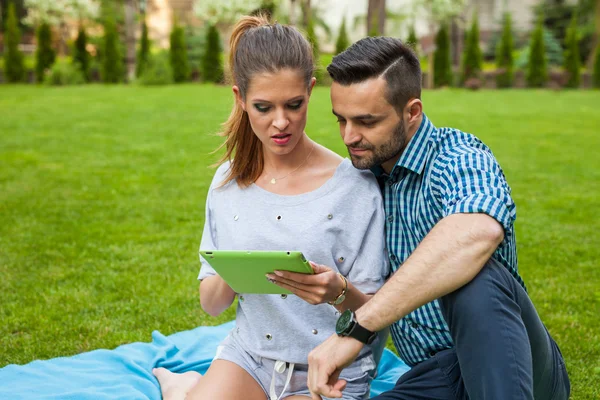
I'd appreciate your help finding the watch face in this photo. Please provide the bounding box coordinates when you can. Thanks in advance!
[336,309,352,335]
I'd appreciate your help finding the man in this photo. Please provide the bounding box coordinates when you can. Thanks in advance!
[306,37,570,400]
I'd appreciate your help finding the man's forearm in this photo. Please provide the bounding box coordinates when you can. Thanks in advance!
[356,213,504,331]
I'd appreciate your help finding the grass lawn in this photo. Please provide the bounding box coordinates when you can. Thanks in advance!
[0,85,599,399]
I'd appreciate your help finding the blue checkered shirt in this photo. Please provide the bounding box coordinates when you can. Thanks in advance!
[372,114,526,367]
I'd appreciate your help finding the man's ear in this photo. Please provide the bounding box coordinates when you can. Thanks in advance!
[232,86,245,111]
[406,99,423,124]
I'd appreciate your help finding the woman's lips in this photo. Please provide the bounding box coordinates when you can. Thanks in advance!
[271,134,292,145]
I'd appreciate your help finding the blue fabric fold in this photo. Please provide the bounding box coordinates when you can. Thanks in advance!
[0,321,409,399]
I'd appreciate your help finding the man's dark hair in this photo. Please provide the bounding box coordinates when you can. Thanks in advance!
[327,37,421,113]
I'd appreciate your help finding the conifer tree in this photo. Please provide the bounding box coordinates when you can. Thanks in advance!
[462,13,482,82]
[563,12,580,88]
[496,12,514,88]
[527,17,548,87]
[434,24,452,87]
[3,3,25,82]
[335,17,349,55]
[73,26,90,81]
[136,19,150,78]
[202,24,223,83]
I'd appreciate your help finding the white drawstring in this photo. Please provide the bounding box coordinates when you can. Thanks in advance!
[269,360,295,400]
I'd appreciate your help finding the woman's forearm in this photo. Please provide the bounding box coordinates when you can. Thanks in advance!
[199,275,237,316]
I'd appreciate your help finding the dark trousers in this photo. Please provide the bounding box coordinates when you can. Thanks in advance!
[371,258,570,400]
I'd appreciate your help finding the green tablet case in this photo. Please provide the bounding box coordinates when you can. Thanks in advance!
[199,250,313,294]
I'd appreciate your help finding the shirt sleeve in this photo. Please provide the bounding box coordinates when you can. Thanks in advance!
[343,180,390,294]
[197,178,220,281]
[436,148,516,243]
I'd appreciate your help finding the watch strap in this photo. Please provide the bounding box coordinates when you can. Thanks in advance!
[328,273,348,305]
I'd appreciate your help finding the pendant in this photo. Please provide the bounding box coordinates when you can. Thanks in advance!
[270,178,277,184]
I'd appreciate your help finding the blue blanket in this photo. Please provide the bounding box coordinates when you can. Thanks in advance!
[0,322,409,399]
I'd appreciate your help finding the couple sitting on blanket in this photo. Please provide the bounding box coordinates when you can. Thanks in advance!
[153,14,570,400]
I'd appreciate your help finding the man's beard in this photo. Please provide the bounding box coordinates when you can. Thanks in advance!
[347,120,408,170]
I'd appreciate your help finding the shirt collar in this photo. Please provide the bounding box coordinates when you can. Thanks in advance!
[371,113,436,181]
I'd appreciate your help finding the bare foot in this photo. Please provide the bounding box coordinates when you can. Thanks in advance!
[153,367,202,400]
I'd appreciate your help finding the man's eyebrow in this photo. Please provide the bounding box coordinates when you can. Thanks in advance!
[332,109,382,120]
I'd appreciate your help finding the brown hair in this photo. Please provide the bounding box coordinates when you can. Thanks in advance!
[215,14,314,187]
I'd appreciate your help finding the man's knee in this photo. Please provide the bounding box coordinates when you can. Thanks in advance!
[440,258,513,323]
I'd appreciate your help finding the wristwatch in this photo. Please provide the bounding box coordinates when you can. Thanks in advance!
[335,309,377,344]
[328,273,348,305]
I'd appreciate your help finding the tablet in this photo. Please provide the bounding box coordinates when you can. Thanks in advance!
[199,250,314,294]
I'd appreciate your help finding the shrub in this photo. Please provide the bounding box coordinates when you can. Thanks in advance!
[102,15,123,83]
[170,21,190,83]
[334,17,350,55]
[462,13,483,83]
[495,13,514,88]
[44,60,85,86]
[202,24,223,83]
[433,24,452,88]
[136,20,150,78]
[526,18,548,88]
[139,52,173,86]
[464,77,482,90]
[35,21,55,83]
[563,12,580,88]
[73,27,90,81]
[3,3,25,83]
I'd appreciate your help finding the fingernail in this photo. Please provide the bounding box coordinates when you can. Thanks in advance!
[274,270,283,276]
[265,275,275,282]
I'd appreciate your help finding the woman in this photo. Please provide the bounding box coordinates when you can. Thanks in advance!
[153,14,389,400]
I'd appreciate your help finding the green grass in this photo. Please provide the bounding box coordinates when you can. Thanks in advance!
[0,85,599,399]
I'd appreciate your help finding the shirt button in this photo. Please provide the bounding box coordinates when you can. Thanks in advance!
[280,294,287,299]
[411,322,419,329]
[312,329,318,335]
[390,254,397,261]
[234,215,239,221]
[266,334,272,340]
[428,351,437,357]
[387,215,394,222]
[327,214,333,220]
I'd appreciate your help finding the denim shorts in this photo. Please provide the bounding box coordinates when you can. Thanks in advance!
[214,332,374,400]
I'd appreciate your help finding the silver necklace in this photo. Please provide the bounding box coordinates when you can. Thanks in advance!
[268,143,315,184]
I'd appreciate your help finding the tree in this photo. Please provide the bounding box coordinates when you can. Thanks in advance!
[462,12,482,83]
[495,12,514,88]
[3,2,25,83]
[407,25,418,57]
[367,0,386,36]
[23,0,99,55]
[563,12,580,88]
[136,19,150,78]
[334,16,350,55]
[102,11,123,83]
[170,20,190,83]
[123,0,136,81]
[73,26,90,81]
[34,21,55,83]
[434,24,452,87]
[527,17,548,88]
[414,0,466,88]
[202,24,223,83]
[306,18,322,78]
[593,42,600,88]
[193,0,262,26]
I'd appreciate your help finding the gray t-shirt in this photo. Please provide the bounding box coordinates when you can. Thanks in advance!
[198,159,390,364]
